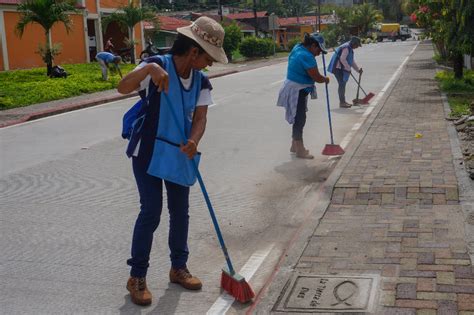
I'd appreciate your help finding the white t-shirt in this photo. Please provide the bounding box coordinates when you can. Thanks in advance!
[132,62,213,157]
[136,62,213,106]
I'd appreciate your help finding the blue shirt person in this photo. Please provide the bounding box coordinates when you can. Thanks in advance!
[95,51,122,80]
[277,33,330,159]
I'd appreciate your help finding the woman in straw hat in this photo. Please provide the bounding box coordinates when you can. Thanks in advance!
[117,16,227,306]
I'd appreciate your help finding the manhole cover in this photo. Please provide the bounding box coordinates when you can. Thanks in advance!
[274,274,380,313]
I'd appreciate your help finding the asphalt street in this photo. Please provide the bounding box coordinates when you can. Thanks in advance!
[0,40,417,314]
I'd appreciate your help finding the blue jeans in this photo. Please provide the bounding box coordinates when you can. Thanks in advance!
[334,69,347,103]
[292,89,309,141]
[127,156,190,278]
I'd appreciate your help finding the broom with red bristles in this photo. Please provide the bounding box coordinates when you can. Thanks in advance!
[351,72,375,105]
[162,93,255,303]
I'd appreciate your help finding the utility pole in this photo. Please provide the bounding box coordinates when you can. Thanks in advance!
[318,0,321,33]
[218,0,223,22]
[253,0,258,37]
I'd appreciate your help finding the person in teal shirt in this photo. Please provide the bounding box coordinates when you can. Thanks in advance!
[278,33,330,159]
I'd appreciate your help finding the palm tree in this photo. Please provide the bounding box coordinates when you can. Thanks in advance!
[16,0,76,76]
[352,3,383,36]
[102,1,157,64]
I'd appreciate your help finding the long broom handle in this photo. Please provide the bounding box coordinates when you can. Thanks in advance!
[162,92,236,275]
[350,72,368,97]
[321,54,335,145]
[355,71,361,101]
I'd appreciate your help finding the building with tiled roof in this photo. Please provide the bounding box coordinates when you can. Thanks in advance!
[225,11,267,20]
[0,0,145,70]
[143,15,192,47]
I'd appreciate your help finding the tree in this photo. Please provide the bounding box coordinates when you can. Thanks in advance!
[243,0,285,16]
[223,22,242,62]
[16,0,77,76]
[102,1,157,64]
[369,0,402,21]
[411,0,474,78]
[441,0,474,79]
[351,3,383,36]
[281,0,312,17]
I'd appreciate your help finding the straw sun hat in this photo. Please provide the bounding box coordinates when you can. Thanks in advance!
[177,16,228,64]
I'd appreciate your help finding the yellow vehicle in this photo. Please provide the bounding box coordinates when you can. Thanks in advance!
[374,23,411,42]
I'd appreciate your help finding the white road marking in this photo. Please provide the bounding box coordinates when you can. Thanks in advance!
[338,42,419,149]
[207,245,274,315]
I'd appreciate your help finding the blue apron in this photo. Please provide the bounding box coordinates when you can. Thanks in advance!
[327,42,354,82]
[147,54,203,186]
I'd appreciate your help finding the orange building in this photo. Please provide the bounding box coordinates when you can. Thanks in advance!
[0,0,144,71]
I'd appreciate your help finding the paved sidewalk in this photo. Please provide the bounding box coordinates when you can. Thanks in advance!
[0,56,286,128]
[257,42,474,314]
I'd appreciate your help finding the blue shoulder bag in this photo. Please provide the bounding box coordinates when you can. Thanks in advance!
[121,55,165,140]
[121,90,155,140]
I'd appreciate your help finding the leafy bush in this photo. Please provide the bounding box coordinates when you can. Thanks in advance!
[288,38,300,51]
[223,22,242,61]
[239,37,274,58]
[0,63,136,109]
[435,70,474,93]
[447,96,472,118]
[321,25,339,48]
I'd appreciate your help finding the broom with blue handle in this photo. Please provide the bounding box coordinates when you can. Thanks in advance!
[162,92,255,303]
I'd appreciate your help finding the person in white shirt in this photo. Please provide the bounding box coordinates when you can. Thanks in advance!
[327,36,363,108]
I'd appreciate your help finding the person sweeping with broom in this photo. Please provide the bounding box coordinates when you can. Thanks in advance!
[117,17,253,306]
[327,36,363,108]
[277,33,330,159]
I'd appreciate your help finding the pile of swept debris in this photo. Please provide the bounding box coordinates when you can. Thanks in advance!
[453,101,474,179]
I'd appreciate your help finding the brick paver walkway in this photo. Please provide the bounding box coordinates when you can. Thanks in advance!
[294,42,473,314]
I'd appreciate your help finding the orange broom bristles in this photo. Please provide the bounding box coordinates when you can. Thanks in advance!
[221,268,255,303]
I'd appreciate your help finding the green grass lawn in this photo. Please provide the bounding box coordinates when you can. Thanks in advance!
[0,62,136,110]
[435,70,474,118]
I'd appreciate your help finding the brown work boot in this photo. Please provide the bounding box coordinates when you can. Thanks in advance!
[170,267,202,290]
[126,277,152,306]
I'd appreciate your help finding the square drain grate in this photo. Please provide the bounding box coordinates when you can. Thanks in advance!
[274,274,380,313]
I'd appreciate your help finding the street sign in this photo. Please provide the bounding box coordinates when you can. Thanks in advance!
[268,13,278,30]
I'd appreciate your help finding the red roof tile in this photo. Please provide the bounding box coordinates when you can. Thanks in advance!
[278,15,334,26]
[144,15,191,32]
[226,11,267,20]
[0,0,21,4]
[191,12,255,31]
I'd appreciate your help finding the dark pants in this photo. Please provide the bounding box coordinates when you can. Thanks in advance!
[292,89,309,141]
[334,69,347,103]
[127,156,190,278]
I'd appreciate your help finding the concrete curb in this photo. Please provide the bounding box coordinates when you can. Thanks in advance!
[249,42,417,315]
[0,68,249,129]
[0,92,139,128]
[440,92,474,263]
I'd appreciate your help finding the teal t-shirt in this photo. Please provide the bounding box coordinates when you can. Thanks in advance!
[287,43,317,85]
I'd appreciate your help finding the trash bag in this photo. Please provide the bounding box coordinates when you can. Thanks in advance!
[50,65,68,78]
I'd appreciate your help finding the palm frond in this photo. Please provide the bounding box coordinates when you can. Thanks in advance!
[16,0,77,37]
[102,2,157,33]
